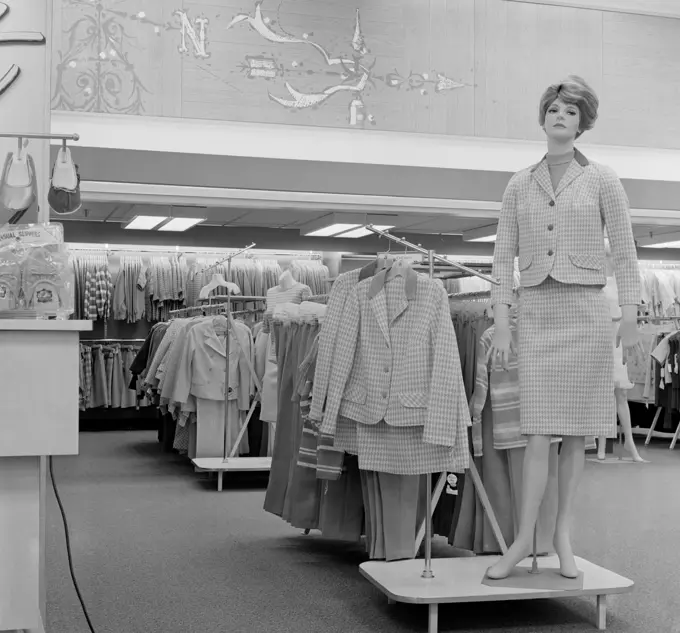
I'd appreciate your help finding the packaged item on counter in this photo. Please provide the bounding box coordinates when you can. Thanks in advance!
[0,248,21,310]
[22,244,74,317]
[0,222,74,318]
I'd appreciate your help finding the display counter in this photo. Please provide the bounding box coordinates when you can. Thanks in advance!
[0,319,92,632]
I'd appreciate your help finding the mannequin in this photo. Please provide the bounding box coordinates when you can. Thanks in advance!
[486,76,644,580]
[598,243,647,462]
[278,268,294,290]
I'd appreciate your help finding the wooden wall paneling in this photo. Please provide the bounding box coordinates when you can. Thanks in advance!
[474,0,603,142]
[53,0,172,116]
[600,12,680,150]
[506,0,680,21]
[474,0,512,138]
[180,0,471,133]
[402,0,432,133]
[183,0,412,129]
[158,0,184,117]
[435,0,475,136]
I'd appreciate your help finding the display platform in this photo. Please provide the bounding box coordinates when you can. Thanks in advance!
[192,457,272,491]
[587,457,649,465]
[359,555,634,633]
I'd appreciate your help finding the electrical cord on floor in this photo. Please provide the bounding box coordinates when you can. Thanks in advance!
[48,456,98,633]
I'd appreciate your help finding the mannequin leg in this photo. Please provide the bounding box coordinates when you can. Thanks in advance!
[486,435,551,579]
[615,388,646,462]
[553,436,585,578]
[597,436,606,460]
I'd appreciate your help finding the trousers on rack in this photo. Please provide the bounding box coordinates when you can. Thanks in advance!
[360,470,428,561]
[264,323,304,518]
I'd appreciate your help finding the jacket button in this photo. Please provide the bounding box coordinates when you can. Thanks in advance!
[548,224,554,231]
[548,250,554,256]
[384,366,390,373]
[382,392,387,399]
[549,200,555,207]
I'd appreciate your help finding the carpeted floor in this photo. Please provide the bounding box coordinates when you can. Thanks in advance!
[46,431,679,633]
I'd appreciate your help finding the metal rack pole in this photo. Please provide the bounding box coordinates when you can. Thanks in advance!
[365,225,500,286]
[0,132,80,141]
[422,251,436,580]
[200,243,256,275]
[222,243,256,464]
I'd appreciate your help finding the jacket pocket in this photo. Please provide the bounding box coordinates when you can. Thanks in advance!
[518,253,533,272]
[343,384,367,404]
[568,253,604,271]
[398,392,429,408]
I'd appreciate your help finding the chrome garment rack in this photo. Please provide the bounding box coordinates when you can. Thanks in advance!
[80,338,146,343]
[365,225,500,286]
[361,227,506,579]
[170,244,271,490]
[199,243,256,275]
[449,290,492,301]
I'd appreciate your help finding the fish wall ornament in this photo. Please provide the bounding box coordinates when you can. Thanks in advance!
[226,0,469,127]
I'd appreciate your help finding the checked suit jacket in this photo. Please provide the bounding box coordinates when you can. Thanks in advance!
[320,266,471,473]
[491,148,640,308]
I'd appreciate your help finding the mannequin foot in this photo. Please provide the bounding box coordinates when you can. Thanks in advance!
[486,540,531,580]
[597,449,605,460]
[553,532,579,579]
[622,441,648,463]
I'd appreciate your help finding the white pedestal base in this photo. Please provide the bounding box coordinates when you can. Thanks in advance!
[359,555,634,633]
[191,457,272,491]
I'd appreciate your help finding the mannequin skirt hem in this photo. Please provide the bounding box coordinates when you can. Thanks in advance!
[518,278,616,438]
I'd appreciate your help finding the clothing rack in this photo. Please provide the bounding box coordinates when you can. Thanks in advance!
[449,290,492,301]
[637,316,680,322]
[364,225,500,285]
[199,243,256,274]
[187,245,273,489]
[80,338,146,343]
[359,227,506,582]
[198,295,267,303]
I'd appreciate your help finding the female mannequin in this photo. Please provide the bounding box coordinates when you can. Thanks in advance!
[598,242,647,462]
[487,76,644,580]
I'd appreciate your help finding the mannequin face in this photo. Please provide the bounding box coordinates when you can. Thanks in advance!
[544,98,581,142]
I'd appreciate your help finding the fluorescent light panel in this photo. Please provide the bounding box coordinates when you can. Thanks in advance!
[467,234,497,243]
[124,215,168,230]
[336,225,395,238]
[157,217,205,232]
[305,223,361,237]
[645,241,680,248]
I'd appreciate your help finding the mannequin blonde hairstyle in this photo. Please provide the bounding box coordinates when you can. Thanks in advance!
[538,75,599,139]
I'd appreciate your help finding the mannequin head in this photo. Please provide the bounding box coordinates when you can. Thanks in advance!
[539,75,599,143]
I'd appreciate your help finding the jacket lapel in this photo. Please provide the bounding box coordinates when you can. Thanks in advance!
[555,160,585,197]
[369,288,391,347]
[203,323,227,357]
[530,160,555,199]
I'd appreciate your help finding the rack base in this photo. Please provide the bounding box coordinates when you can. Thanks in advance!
[191,457,272,491]
[359,555,633,633]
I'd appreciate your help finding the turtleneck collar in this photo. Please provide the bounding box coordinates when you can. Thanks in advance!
[546,149,575,166]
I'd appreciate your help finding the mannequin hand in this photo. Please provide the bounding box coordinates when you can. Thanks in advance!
[616,319,644,364]
[486,325,515,372]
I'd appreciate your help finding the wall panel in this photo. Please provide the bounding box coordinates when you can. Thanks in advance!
[51,0,680,149]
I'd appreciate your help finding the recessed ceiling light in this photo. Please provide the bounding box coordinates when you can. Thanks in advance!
[158,217,205,232]
[304,223,362,237]
[124,215,168,230]
[336,225,395,238]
